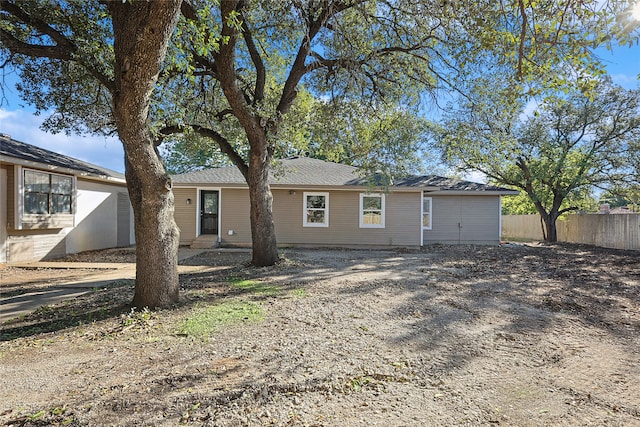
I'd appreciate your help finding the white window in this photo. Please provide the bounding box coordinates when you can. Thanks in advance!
[303,192,329,227]
[359,193,385,228]
[422,196,432,230]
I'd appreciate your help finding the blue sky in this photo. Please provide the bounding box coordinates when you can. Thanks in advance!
[1,43,639,175]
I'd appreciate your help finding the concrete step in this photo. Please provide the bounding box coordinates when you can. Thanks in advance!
[190,235,219,249]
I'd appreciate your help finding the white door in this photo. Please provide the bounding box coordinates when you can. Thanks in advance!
[0,169,7,263]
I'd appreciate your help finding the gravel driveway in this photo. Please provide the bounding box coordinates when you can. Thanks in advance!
[1,243,638,426]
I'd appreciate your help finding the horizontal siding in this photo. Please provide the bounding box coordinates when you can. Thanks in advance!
[423,195,500,244]
[6,177,131,262]
[220,188,251,245]
[7,229,67,262]
[219,188,420,247]
[173,188,198,244]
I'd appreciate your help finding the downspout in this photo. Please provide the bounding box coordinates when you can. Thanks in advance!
[498,195,502,242]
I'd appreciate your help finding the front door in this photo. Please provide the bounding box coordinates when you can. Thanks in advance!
[200,190,219,235]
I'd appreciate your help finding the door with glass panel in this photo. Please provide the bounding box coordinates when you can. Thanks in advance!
[200,190,219,235]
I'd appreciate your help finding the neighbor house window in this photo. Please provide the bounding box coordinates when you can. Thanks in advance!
[422,196,432,230]
[360,193,385,228]
[303,192,329,227]
[24,170,73,214]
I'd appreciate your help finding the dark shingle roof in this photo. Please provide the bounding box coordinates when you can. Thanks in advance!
[0,134,124,180]
[172,156,517,194]
[395,175,515,192]
[173,156,362,186]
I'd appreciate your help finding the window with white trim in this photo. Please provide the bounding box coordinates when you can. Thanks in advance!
[24,169,73,214]
[422,196,432,230]
[303,192,329,227]
[359,193,385,228]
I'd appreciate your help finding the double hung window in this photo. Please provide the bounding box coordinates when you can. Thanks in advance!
[422,196,432,229]
[24,170,73,214]
[359,193,385,228]
[303,192,329,227]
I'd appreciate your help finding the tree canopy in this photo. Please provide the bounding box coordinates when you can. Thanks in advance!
[3,0,639,267]
[432,78,640,241]
[1,0,183,308]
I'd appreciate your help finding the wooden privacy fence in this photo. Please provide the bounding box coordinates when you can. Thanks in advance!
[502,214,640,251]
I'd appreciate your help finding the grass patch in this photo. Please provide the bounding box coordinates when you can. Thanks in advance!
[290,288,307,298]
[176,301,263,339]
[228,277,280,296]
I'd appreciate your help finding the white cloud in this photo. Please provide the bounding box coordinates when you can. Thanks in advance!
[609,72,639,89]
[1,108,125,173]
[463,170,487,184]
[519,98,541,121]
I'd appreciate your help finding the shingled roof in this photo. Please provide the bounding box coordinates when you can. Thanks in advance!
[173,156,363,186]
[394,175,516,193]
[172,156,517,194]
[0,134,124,181]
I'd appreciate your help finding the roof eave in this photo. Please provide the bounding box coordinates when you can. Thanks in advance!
[424,189,520,196]
[0,155,126,184]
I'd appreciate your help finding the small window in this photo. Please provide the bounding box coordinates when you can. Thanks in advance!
[24,170,73,214]
[303,192,329,227]
[360,193,385,228]
[422,196,432,230]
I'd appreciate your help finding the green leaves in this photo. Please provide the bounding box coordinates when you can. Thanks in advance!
[434,77,640,222]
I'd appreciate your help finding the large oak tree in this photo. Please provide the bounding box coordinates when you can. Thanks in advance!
[158,0,634,265]
[1,1,183,308]
[2,1,636,301]
[432,78,640,242]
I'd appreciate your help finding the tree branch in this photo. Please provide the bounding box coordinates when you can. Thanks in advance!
[238,7,265,105]
[160,124,249,180]
[1,2,115,93]
[1,1,77,53]
[0,29,73,61]
[517,0,527,79]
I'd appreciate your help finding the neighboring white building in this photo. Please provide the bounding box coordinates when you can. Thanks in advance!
[0,134,134,263]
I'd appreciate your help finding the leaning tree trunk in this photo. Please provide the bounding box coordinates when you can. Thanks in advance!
[247,142,279,267]
[108,1,182,308]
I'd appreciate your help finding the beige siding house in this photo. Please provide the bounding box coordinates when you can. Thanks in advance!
[0,134,134,263]
[172,157,518,249]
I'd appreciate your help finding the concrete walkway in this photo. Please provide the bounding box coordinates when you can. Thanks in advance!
[0,248,232,323]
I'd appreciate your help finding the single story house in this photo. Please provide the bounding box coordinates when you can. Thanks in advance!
[0,134,134,263]
[171,157,518,248]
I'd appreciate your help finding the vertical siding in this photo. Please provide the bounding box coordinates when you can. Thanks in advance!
[173,188,198,244]
[5,164,15,228]
[424,196,462,243]
[219,188,421,247]
[503,214,640,250]
[116,192,132,247]
[424,195,501,245]
[1,167,7,262]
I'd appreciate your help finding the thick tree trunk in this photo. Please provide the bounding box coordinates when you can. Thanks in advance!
[541,212,559,243]
[247,143,279,267]
[108,1,182,308]
[124,151,180,308]
[214,1,279,267]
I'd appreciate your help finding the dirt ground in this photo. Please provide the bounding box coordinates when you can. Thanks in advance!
[1,243,639,426]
